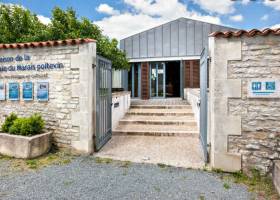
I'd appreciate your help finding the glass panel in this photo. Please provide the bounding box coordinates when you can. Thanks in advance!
[157,63,164,97]
[151,63,157,97]
[128,65,132,96]
[134,64,139,97]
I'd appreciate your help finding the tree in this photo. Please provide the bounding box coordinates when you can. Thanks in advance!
[0,5,129,70]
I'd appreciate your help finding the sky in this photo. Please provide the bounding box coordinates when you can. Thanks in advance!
[1,0,280,41]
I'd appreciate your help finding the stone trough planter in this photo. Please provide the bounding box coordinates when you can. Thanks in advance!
[0,132,52,159]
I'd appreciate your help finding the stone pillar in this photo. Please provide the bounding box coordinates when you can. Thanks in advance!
[208,37,242,172]
[70,43,96,154]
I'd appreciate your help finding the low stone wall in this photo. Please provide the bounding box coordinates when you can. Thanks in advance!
[0,40,96,154]
[184,88,200,128]
[209,34,280,173]
[112,91,131,129]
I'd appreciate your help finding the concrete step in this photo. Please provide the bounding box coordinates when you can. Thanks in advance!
[130,104,192,109]
[127,108,194,116]
[113,124,199,137]
[119,116,197,126]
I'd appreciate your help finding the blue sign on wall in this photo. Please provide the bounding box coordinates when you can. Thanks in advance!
[9,82,19,100]
[22,82,33,101]
[249,79,280,98]
[37,82,49,101]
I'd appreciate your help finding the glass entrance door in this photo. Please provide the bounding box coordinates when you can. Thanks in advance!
[128,63,141,98]
[150,62,166,98]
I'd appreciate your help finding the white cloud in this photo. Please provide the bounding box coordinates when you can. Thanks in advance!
[271,23,280,29]
[192,0,235,15]
[96,4,120,15]
[37,15,51,25]
[263,0,280,10]
[261,14,269,21]
[229,14,243,22]
[241,0,250,5]
[95,0,222,40]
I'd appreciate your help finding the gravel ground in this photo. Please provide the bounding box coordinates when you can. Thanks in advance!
[0,156,255,200]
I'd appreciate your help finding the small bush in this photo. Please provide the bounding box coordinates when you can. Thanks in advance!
[1,113,18,132]
[3,113,45,136]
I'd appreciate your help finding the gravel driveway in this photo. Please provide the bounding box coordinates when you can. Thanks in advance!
[0,156,255,200]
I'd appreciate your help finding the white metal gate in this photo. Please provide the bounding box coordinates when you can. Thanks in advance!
[200,48,208,162]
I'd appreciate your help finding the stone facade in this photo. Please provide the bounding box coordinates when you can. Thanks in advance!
[0,41,96,154]
[209,34,280,173]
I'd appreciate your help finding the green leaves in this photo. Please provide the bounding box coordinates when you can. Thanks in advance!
[2,113,45,136]
[0,5,129,70]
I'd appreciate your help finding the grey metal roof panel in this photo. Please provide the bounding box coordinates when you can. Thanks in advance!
[120,17,238,59]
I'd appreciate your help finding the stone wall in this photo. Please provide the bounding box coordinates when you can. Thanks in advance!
[209,34,280,173]
[0,41,96,154]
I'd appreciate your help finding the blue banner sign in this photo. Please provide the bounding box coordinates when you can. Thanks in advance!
[23,82,33,100]
[248,79,280,98]
[9,82,19,100]
[0,82,5,100]
[37,82,49,101]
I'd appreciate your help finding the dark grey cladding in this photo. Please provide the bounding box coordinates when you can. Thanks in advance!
[120,17,237,59]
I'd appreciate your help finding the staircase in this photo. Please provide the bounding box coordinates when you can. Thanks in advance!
[113,100,199,137]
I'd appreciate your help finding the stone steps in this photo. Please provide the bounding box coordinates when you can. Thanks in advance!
[119,117,197,126]
[114,101,198,138]
[127,108,194,116]
[130,105,192,109]
[113,124,198,137]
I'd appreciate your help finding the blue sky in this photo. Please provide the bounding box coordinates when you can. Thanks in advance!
[1,0,280,40]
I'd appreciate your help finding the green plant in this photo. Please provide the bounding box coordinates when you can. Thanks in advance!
[1,113,18,132]
[8,114,45,136]
[8,118,27,135]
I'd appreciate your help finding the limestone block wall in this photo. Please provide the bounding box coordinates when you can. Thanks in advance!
[0,42,96,154]
[209,35,280,173]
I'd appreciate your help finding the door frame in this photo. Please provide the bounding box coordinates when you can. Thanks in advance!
[131,63,141,98]
[149,62,166,99]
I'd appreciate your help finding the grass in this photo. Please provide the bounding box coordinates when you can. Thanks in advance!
[95,157,113,164]
[216,168,279,200]
[157,163,171,169]
[0,150,73,171]
[223,182,231,190]
[119,161,131,168]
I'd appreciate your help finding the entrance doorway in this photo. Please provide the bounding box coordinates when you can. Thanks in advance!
[128,63,141,98]
[165,61,181,98]
[150,62,165,98]
[149,61,181,98]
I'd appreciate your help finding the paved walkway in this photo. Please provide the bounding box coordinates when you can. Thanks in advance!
[96,135,204,169]
[0,157,255,200]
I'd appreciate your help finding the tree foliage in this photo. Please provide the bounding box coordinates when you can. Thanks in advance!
[0,5,129,69]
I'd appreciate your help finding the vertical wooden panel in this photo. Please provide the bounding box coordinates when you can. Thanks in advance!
[184,60,200,88]
[141,62,150,99]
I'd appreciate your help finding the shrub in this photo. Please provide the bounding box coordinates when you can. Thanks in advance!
[9,118,27,135]
[1,113,18,132]
[7,113,45,136]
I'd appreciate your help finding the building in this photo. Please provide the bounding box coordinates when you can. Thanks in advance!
[120,17,236,99]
